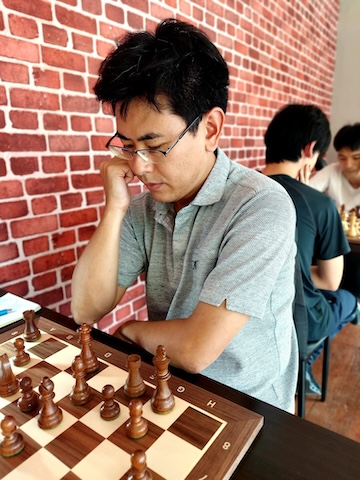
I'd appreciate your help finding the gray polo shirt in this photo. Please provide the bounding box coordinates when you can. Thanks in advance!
[118,149,298,412]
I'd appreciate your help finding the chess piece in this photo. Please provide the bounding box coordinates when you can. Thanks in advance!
[125,398,148,439]
[38,376,63,429]
[100,384,120,420]
[347,210,358,237]
[77,323,99,373]
[13,337,30,367]
[17,376,40,412]
[151,345,175,414]
[0,353,20,397]
[69,355,92,405]
[0,415,25,458]
[127,450,153,480]
[23,310,41,342]
[124,354,146,398]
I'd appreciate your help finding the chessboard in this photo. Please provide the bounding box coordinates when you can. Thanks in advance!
[0,314,264,480]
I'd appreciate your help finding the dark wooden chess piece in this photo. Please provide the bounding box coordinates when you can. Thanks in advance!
[151,345,175,414]
[69,355,92,405]
[0,353,20,397]
[124,354,146,398]
[125,398,148,440]
[100,384,120,420]
[17,376,40,412]
[127,449,153,480]
[13,337,30,367]
[38,376,63,429]
[0,415,25,457]
[23,310,41,342]
[77,323,99,373]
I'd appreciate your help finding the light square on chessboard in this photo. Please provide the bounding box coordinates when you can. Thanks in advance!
[71,439,131,480]
[1,447,70,480]
[20,408,77,447]
[86,362,128,392]
[142,395,191,430]
[79,402,128,438]
[146,430,204,480]
[41,342,81,371]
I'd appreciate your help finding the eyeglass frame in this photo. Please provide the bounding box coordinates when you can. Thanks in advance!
[105,115,201,164]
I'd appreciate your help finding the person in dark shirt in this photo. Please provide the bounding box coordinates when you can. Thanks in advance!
[262,104,358,395]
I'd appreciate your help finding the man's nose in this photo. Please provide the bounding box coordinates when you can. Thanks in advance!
[130,154,155,176]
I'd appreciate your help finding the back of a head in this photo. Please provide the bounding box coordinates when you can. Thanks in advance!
[264,104,331,164]
[94,18,229,125]
[333,123,360,151]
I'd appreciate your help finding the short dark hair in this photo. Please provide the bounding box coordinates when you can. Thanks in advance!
[333,123,360,151]
[264,104,331,163]
[94,18,229,129]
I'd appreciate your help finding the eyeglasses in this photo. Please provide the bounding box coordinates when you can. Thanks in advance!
[106,115,201,164]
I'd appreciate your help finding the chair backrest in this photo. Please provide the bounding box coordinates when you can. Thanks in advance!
[292,251,309,360]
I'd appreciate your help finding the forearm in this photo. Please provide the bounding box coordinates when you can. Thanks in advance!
[71,207,126,324]
[311,261,343,291]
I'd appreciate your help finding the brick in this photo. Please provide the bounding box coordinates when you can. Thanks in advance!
[95,117,114,133]
[42,156,67,174]
[0,159,6,176]
[31,288,64,308]
[9,14,39,39]
[0,180,23,199]
[32,271,57,291]
[69,155,90,171]
[0,260,30,284]
[26,176,69,195]
[0,111,5,128]
[11,215,58,238]
[88,55,103,75]
[99,21,125,41]
[42,24,68,47]
[3,0,52,20]
[63,72,86,93]
[48,135,89,152]
[72,32,93,53]
[10,157,39,175]
[2,281,29,298]
[42,46,85,72]
[91,135,108,152]
[0,11,4,31]
[60,192,82,210]
[71,173,102,189]
[70,115,92,131]
[0,223,8,242]
[55,5,96,34]
[127,12,146,31]
[0,243,19,262]
[31,195,58,215]
[60,207,97,227]
[43,113,68,131]
[78,224,96,241]
[0,61,29,84]
[86,189,104,205]
[32,249,75,274]
[0,35,39,63]
[81,0,102,15]
[23,236,49,256]
[10,110,38,129]
[0,200,28,219]
[32,68,60,89]
[52,230,76,248]
[0,86,7,105]
[10,88,60,110]
[121,0,148,13]
[61,265,74,283]
[62,95,99,113]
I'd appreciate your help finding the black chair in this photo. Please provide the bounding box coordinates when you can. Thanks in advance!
[293,255,331,418]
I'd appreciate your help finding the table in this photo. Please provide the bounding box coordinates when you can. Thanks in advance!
[2,300,358,480]
[341,238,360,298]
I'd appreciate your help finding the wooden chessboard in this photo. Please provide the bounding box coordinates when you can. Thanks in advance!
[0,316,263,480]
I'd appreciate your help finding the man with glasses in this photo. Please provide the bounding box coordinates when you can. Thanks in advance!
[71,19,299,413]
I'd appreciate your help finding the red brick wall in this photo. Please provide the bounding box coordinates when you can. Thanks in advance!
[0,0,340,334]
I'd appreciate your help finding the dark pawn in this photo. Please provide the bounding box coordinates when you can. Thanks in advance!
[23,310,41,342]
[38,376,62,430]
[100,384,120,420]
[77,323,99,373]
[69,355,92,406]
[127,450,153,480]
[0,353,20,397]
[124,354,146,398]
[17,376,40,413]
[126,398,148,440]
[13,337,30,367]
[0,415,25,458]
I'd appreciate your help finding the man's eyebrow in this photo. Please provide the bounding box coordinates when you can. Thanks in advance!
[116,131,164,142]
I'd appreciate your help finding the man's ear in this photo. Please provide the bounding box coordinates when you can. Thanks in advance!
[203,107,225,152]
[303,140,317,159]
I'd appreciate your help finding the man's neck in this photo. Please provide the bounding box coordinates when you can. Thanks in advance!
[262,160,300,179]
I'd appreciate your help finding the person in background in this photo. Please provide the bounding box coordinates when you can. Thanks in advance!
[71,19,299,412]
[309,123,360,210]
[262,104,358,395]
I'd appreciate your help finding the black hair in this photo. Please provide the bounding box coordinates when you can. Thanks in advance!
[333,123,360,151]
[264,104,331,163]
[94,18,229,130]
